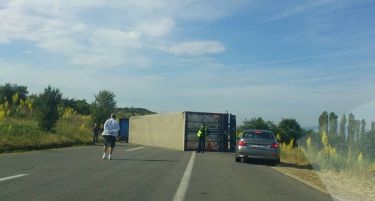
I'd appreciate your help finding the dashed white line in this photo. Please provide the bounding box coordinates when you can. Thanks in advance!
[0,174,28,182]
[172,152,196,201]
[126,147,144,152]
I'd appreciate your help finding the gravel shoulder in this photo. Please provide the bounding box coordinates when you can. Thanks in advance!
[273,161,375,201]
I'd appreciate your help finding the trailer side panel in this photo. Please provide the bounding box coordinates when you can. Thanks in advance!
[129,113,185,151]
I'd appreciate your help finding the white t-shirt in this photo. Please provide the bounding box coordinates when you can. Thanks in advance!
[102,118,120,137]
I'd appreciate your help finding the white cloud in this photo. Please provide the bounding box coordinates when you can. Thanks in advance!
[350,99,375,127]
[166,41,225,56]
[136,18,175,37]
[267,0,337,21]
[0,0,241,68]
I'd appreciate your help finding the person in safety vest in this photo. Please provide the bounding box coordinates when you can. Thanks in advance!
[197,123,209,153]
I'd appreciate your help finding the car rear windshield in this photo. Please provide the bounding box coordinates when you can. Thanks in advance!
[243,131,275,139]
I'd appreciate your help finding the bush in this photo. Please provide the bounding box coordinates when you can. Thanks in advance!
[35,86,62,131]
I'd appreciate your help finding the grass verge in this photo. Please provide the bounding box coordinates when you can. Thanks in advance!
[0,114,93,153]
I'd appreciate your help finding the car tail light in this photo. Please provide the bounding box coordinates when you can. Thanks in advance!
[239,140,246,146]
[270,143,279,148]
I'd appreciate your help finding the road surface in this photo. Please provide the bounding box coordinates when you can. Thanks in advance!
[0,143,334,201]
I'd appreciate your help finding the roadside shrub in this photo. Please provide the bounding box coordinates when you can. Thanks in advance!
[35,86,62,131]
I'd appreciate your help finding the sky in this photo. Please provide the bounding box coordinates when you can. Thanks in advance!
[0,0,375,127]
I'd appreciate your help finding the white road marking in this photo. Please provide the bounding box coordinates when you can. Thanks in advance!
[0,174,28,182]
[126,147,144,152]
[172,152,196,201]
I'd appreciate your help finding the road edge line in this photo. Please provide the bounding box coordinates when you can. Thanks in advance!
[172,151,196,201]
[126,147,144,152]
[0,174,28,182]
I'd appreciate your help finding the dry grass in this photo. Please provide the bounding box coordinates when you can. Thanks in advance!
[273,164,327,193]
[0,114,92,153]
[274,164,375,201]
[277,137,375,201]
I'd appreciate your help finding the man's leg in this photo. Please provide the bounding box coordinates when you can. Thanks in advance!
[197,137,202,153]
[103,145,108,159]
[108,136,116,160]
[103,136,108,159]
[202,138,205,153]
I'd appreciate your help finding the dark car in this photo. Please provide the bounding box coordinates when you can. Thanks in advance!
[235,130,280,165]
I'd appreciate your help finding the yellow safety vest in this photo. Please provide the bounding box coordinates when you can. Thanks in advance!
[197,129,203,137]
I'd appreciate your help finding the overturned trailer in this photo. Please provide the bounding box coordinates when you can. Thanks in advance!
[129,111,236,151]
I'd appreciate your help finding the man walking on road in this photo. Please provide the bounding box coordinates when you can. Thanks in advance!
[102,113,120,160]
[92,123,100,143]
[197,123,209,153]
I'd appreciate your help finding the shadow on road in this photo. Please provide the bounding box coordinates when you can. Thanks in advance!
[278,161,316,170]
[110,158,180,163]
[243,158,276,166]
[242,159,317,170]
[90,143,139,148]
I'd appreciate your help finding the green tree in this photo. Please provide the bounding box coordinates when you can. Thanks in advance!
[239,117,275,131]
[91,90,116,125]
[277,118,303,144]
[328,112,338,137]
[0,83,28,105]
[347,113,355,143]
[319,111,329,135]
[360,119,366,139]
[354,120,360,142]
[61,98,90,115]
[35,86,62,131]
[360,130,375,160]
[339,114,347,140]
[371,121,375,132]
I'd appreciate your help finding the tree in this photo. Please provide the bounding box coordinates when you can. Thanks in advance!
[319,111,329,135]
[0,83,28,105]
[360,130,375,160]
[35,86,62,131]
[347,113,355,143]
[91,90,116,125]
[355,120,360,141]
[277,118,303,144]
[239,117,275,131]
[360,119,366,139]
[328,112,338,137]
[60,98,90,115]
[339,114,347,139]
[371,121,375,132]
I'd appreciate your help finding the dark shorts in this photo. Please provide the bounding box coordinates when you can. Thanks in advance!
[103,135,116,148]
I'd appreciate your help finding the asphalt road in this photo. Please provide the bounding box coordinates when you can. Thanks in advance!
[0,143,334,201]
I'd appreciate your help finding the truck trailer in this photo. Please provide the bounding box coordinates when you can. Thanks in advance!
[128,111,236,152]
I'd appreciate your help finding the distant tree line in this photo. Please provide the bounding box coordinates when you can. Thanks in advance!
[0,83,154,132]
[238,117,307,145]
[318,111,375,160]
[318,111,373,143]
[238,111,375,160]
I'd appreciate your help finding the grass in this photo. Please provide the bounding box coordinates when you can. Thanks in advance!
[0,113,93,153]
[278,137,375,200]
[279,136,375,178]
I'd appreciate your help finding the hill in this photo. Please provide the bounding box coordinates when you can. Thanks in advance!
[116,107,156,118]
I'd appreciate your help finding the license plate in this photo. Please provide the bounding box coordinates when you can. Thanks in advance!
[250,145,266,149]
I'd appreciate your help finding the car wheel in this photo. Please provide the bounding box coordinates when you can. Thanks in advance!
[270,159,280,166]
[235,156,241,162]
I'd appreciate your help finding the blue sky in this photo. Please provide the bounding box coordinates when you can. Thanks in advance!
[0,0,375,127]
